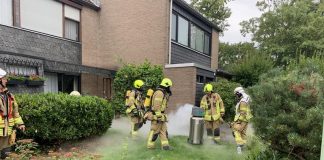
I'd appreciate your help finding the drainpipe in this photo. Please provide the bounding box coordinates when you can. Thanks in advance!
[168,0,173,64]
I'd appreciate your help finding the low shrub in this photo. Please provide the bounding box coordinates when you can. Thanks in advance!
[15,93,114,144]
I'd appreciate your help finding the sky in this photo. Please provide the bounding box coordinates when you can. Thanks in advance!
[184,0,262,44]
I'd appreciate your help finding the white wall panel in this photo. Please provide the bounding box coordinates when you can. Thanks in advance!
[0,0,13,26]
[64,5,80,21]
[21,0,62,37]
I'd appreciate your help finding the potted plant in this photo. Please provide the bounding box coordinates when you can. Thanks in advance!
[7,74,26,85]
[26,74,45,86]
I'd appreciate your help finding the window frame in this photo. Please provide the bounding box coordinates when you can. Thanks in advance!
[177,14,190,46]
[172,12,211,56]
[171,12,178,41]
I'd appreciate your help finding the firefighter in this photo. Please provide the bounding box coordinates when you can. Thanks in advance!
[232,87,253,154]
[200,84,224,144]
[125,80,145,137]
[0,68,25,159]
[146,78,172,150]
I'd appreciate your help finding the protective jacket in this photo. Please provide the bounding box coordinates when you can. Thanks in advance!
[234,94,252,122]
[0,92,24,137]
[200,93,224,121]
[150,89,169,122]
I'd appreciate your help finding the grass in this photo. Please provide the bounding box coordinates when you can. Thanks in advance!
[96,129,246,160]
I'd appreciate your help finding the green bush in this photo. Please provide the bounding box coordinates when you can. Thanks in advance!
[228,53,274,87]
[210,79,241,122]
[16,93,113,144]
[112,61,164,115]
[249,57,324,159]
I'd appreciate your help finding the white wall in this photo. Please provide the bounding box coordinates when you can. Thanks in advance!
[0,0,13,26]
[20,0,63,37]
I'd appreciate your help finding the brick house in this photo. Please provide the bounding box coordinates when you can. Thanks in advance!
[0,0,220,109]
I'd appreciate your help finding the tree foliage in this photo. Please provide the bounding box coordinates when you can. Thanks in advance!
[249,56,324,159]
[240,0,324,65]
[190,0,232,31]
[219,42,258,69]
[228,52,274,87]
[112,61,163,115]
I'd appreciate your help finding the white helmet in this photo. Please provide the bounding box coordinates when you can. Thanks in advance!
[234,87,245,95]
[70,91,81,96]
[0,68,7,79]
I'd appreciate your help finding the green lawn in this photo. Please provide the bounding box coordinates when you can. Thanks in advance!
[96,129,246,160]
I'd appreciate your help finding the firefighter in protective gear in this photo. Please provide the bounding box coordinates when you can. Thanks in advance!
[232,87,252,154]
[0,68,25,159]
[125,80,145,137]
[146,78,172,150]
[200,84,224,143]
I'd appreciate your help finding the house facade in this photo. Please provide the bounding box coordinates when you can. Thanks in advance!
[0,0,114,98]
[0,0,220,109]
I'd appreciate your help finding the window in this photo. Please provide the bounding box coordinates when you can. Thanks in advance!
[171,13,177,40]
[0,0,13,26]
[65,18,79,41]
[196,75,204,83]
[204,34,210,54]
[206,77,214,83]
[191,24,204,53]
[172,13,211,55]
[177,16,189,46]
[58,74,80,93]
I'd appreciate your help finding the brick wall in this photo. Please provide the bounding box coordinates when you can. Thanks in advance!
[164,66,196,111]
[81,73,104,97]
[82,0,170,71]
[211,29,219,71]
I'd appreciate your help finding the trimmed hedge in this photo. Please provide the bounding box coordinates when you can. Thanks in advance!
[15,93,114,144]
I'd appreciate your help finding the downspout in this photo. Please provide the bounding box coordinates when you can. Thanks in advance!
[168,0,173,64]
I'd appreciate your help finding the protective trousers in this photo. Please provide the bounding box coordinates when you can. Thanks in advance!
[0,137,11,159]
[129,115,143,137]
[232,121,248,145]
[205,120,221,142]
[147,121,169,149]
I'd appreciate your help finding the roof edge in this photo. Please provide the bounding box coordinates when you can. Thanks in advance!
[173,0,222,32]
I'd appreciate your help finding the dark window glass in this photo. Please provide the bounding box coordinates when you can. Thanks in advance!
[172,13,177,40]
[196,75,204,83]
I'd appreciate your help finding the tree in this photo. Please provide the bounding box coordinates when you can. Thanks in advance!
[249,56,324,159]
[228,52,274,87]
[190,0,232,31]
[240,0,324,65]
[112,61,163,115]
[219,42,257,69]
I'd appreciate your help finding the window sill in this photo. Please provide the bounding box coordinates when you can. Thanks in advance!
[171,41,211,58]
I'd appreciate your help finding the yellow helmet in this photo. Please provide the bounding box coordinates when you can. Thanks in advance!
[204,84,213,93]
[133,80,144,89]
[160,78,172,87]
